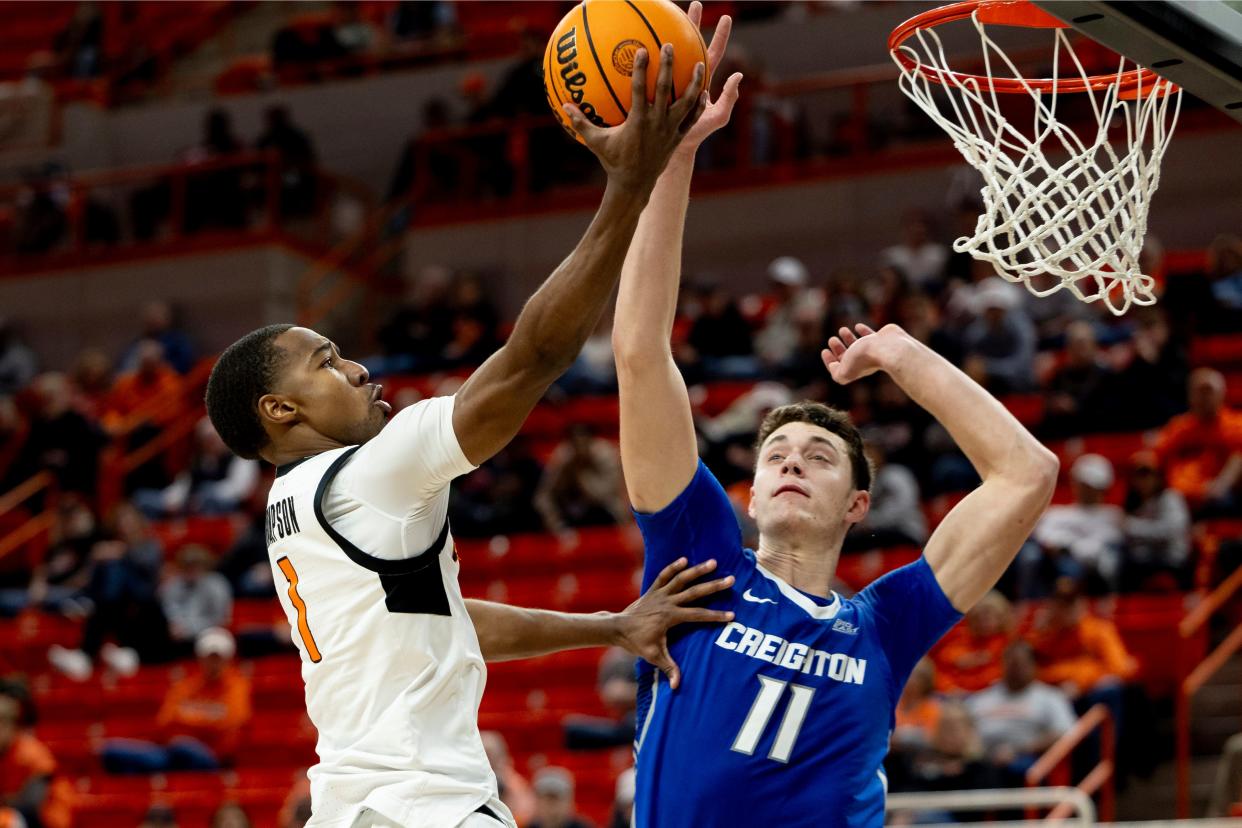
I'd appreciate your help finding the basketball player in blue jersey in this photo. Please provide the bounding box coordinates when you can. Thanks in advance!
[607,5,1060,825]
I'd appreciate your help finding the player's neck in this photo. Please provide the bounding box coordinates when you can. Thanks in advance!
[755,532,843,600]
[264,429,347,466]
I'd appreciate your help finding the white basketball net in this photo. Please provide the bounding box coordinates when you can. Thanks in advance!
[892,11,1183,315]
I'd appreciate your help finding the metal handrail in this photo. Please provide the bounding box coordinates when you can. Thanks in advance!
[0,470,56,566]
[1026,704,1115,822]
[1177,621,1242,818]
[887,786,1095,826]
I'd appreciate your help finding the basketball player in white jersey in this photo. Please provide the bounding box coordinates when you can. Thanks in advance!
[203,46,714,828]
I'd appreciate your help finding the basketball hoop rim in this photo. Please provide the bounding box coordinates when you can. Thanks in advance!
[888,0,1176,97]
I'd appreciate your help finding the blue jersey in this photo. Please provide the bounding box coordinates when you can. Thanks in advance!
[632,462,963,827]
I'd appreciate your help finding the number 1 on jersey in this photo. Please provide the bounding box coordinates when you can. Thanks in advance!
[278,557,322,663]
[732,675,815,763]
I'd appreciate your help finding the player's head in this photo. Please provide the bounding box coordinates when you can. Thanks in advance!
[206,325,388,462]
[748,401,871,546]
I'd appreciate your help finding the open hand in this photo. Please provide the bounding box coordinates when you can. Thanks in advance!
[562,42,706,195]
[821,323,910,385]
[615,557,734,689]
[678,2,743,154]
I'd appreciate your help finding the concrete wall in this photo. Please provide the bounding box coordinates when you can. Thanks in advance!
[402,128,1242,308]
[1,244,312,369]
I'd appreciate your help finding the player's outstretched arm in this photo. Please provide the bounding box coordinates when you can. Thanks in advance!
[451,45,706,467]
[823,324,1059,612]
[613,4,741,511]
[465,558,733,688]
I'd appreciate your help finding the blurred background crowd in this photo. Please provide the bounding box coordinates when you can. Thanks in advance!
[1,1,1241,826]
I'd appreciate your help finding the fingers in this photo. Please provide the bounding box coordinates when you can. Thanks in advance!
[714,71,743,118]
[628,47,650,118]
[650,556,689,590]
[673,575,735,605]
[654,43,675,113]
[664,558,717,593]
[688,0,702,28]
[669,61,706,128]
[856,323,877,336]
[677,607,736,624]
[706,15,733,78]
[827,336,847,360]
[838,326,857,347]
[561,103,604,143]
[653,645,680,690]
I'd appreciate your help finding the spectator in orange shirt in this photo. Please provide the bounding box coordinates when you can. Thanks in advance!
[0,681,73,828]
[100,628,251,774]
[104,340,185,432]
[1026,578,1138,699]
[893,658,942,754]
[1155,368,1242,515]
[933,590,1014,694]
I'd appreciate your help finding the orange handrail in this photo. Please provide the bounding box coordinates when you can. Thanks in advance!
[0,470,57,567]
[1177,572,1242,818]
[1026,704,1115,822]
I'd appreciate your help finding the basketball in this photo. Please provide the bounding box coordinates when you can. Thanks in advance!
[543,0,708,141]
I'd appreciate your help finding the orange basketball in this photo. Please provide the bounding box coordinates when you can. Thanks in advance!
[543,0,708,142]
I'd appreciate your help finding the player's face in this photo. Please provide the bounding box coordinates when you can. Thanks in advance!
[748,422,869,542]
[269,327,391,447]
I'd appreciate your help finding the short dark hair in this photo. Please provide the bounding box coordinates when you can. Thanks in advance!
[754,401,872,491]
[205,324,294,459]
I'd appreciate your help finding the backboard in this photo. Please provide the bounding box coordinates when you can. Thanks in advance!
[1032,0,1242,122]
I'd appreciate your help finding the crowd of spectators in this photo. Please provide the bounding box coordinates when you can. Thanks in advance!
[5,105,318,258]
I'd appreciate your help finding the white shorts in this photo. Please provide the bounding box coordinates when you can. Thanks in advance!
[350,799,514,828]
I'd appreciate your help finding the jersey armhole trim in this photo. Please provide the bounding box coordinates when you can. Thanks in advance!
[313,445,450,575]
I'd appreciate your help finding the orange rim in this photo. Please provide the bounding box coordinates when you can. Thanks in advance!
[888,0,1175,97]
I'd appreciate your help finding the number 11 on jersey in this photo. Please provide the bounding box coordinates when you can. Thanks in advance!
[732,675,815,763]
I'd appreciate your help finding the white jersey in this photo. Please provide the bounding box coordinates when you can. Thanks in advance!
[264,396,510,828]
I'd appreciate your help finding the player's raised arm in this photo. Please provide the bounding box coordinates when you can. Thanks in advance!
[613,4,741,511]
[451,44,706,466]
[822,324,1059,612]
[465,557,733,689]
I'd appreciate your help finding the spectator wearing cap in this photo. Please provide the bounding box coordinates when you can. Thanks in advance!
[101,628,252,774]
[933,591,1015,694]
[1121,451,1191,591]
[960,277,1037,394]
[482,731,535,826]
[749,256,826,370]
[0,682,74,828]
[1155,368,1242,515]
[966,641,1076,776]
[880,210,949,295]
[529,767,593,828]
[1023,454,1123,596]
[160,545,234,658]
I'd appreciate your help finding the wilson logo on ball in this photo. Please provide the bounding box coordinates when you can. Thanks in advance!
[555,28,607,128]
[611,39,645,77]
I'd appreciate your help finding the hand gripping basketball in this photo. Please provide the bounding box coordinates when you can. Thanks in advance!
[562,43,706,195]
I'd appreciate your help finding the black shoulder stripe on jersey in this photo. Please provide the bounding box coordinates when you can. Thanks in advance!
[314,446,454,615]
[313,446,451,576]
[274,455,313,478]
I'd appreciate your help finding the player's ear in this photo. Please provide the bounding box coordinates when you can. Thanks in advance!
[258,393,298,428]
[843,489,870,526]
[747,485,757,520]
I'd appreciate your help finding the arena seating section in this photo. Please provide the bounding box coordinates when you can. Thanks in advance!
[0,323,1239,825]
